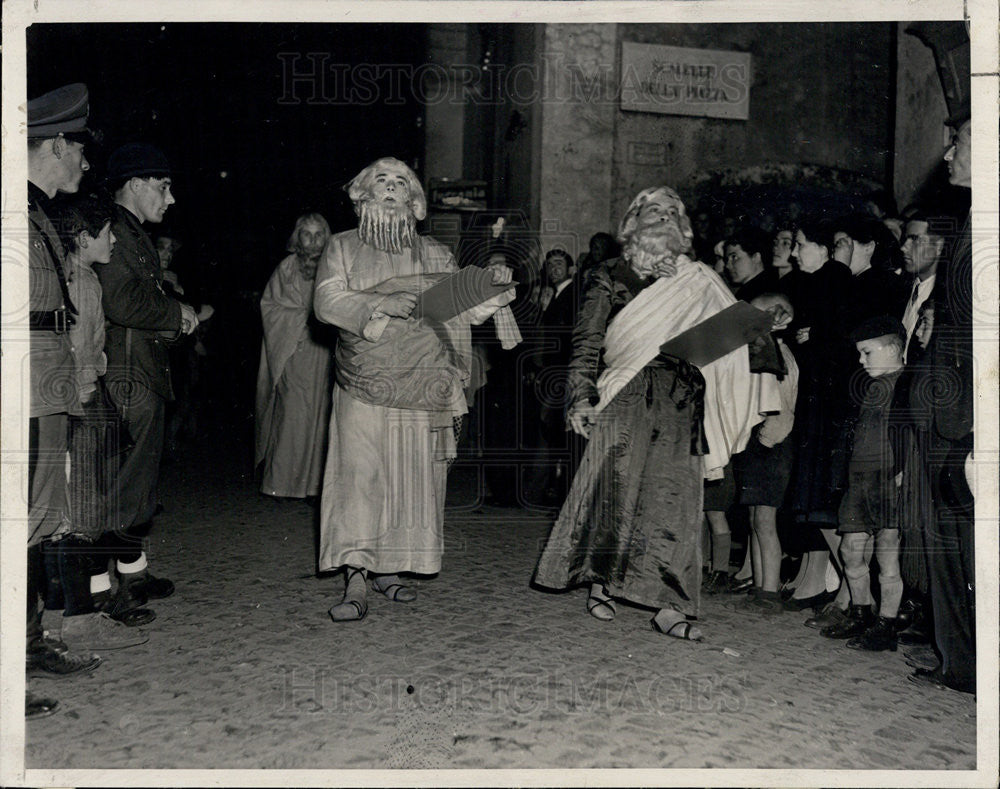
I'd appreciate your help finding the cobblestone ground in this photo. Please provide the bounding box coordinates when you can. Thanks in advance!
[25,421,979,775]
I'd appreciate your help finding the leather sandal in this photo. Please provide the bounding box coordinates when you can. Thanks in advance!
[586,594,617,621]
[328,598,368,622]
[329,567,368,622]
[650,615,703,641]
[371,575,417,603]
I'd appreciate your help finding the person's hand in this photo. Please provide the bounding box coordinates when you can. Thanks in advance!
[179,302,199,335]
[895,471,903,488]
[652,258,678,279]
[568,401,597,438]
[378,291,418,318]
[488,264,513,285]
[795,326,811,345]
[197,304,215,322]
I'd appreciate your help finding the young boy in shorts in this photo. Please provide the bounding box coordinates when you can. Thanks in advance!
[821,316,906,650]
[734,293,799,614]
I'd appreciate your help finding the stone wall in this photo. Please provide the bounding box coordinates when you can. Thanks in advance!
[537,24,618,258]
[893,22,952,210]
[534,22,895,250]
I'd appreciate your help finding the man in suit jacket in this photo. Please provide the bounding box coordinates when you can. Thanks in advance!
[532,249,579,503]
[95,143,198,615]
[908,114,976,695]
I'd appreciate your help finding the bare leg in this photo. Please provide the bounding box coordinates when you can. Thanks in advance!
[734,540,754,582]
[839,533,873,606]
[751,505,782,593]
[875,529,903,618]
[790,550,829,600]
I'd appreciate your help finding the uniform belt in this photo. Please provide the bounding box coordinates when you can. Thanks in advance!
[29,309,76,333]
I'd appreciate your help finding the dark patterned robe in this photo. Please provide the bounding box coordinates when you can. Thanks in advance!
[533,260,706,615]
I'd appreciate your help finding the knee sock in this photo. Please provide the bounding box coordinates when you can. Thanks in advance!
[844,563,873,606]
[711,532,732,573]
[41,540,64,611]
[58,537,96,617]
[878,573,903,619]
[92,529,142,567]
[90,572,112,595]
[117,553,147,575]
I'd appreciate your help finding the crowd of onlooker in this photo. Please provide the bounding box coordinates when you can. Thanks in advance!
[477,133,973,692]
[24,74,975,722]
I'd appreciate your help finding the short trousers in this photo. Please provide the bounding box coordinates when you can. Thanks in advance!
[703,459,737,512]
[837,467,898,535]
[736,429,793,508]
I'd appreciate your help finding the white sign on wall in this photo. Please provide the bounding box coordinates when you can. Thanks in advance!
[620,41,751,120]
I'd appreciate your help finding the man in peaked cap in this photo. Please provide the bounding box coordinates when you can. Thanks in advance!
[91,143,199,619]
[25,83,104,713]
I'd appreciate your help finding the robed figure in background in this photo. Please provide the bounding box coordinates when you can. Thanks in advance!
[255,213,334,499]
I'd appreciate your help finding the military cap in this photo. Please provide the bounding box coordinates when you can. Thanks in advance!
[106,143,171,182]
[849,315,906,345]
[27,83,90,138]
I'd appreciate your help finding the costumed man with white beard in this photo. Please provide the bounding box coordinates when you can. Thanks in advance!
[255,213,335,499]
[534,186,779,640]
[313,157,516,622]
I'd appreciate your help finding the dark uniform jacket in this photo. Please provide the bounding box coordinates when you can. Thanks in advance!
[28,182,80,417]
[97,204,182,401]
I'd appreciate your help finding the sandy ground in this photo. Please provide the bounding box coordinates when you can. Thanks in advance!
[24,421,979,775]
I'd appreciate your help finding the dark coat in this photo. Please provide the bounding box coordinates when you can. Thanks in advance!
[97,204,182,401]
[539,280,579,370]
[28,182,79,417]
[781,260,858,519]
[734,267,780,304]
[839,266,910,334]
[930,213,973,443]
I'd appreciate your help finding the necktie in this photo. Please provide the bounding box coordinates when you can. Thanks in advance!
[910,282,920,304]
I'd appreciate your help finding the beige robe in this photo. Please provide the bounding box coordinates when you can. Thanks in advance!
[255,254,334,498]
[313,230,463,574]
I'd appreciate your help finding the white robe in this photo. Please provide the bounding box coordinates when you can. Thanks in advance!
[313,230,461,574]
[255,254,333,498]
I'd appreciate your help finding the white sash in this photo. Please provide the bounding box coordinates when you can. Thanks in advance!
[595,256,776,479]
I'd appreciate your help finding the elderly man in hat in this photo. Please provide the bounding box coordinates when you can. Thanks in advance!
[255,212,335,500]
[92,143,198,619]
[313,156,514,622]
[25,83,103,713]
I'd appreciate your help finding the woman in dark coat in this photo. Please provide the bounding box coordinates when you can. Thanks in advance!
[779,219,855,612]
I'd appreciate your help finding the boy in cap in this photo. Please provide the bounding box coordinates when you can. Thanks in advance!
[93,143,198,617]
[821,315,907,651]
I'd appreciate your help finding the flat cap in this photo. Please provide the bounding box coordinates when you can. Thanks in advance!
[27,83,90,138]
[849,315,906,344]
[106,143,171,182]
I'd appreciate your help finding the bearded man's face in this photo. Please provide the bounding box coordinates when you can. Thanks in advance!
[357,165,418,254]
[626,193,692,279]
[295,221,328,279]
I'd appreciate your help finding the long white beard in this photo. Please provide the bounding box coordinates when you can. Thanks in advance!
[623,223,689,279]
[357,200,417,254]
